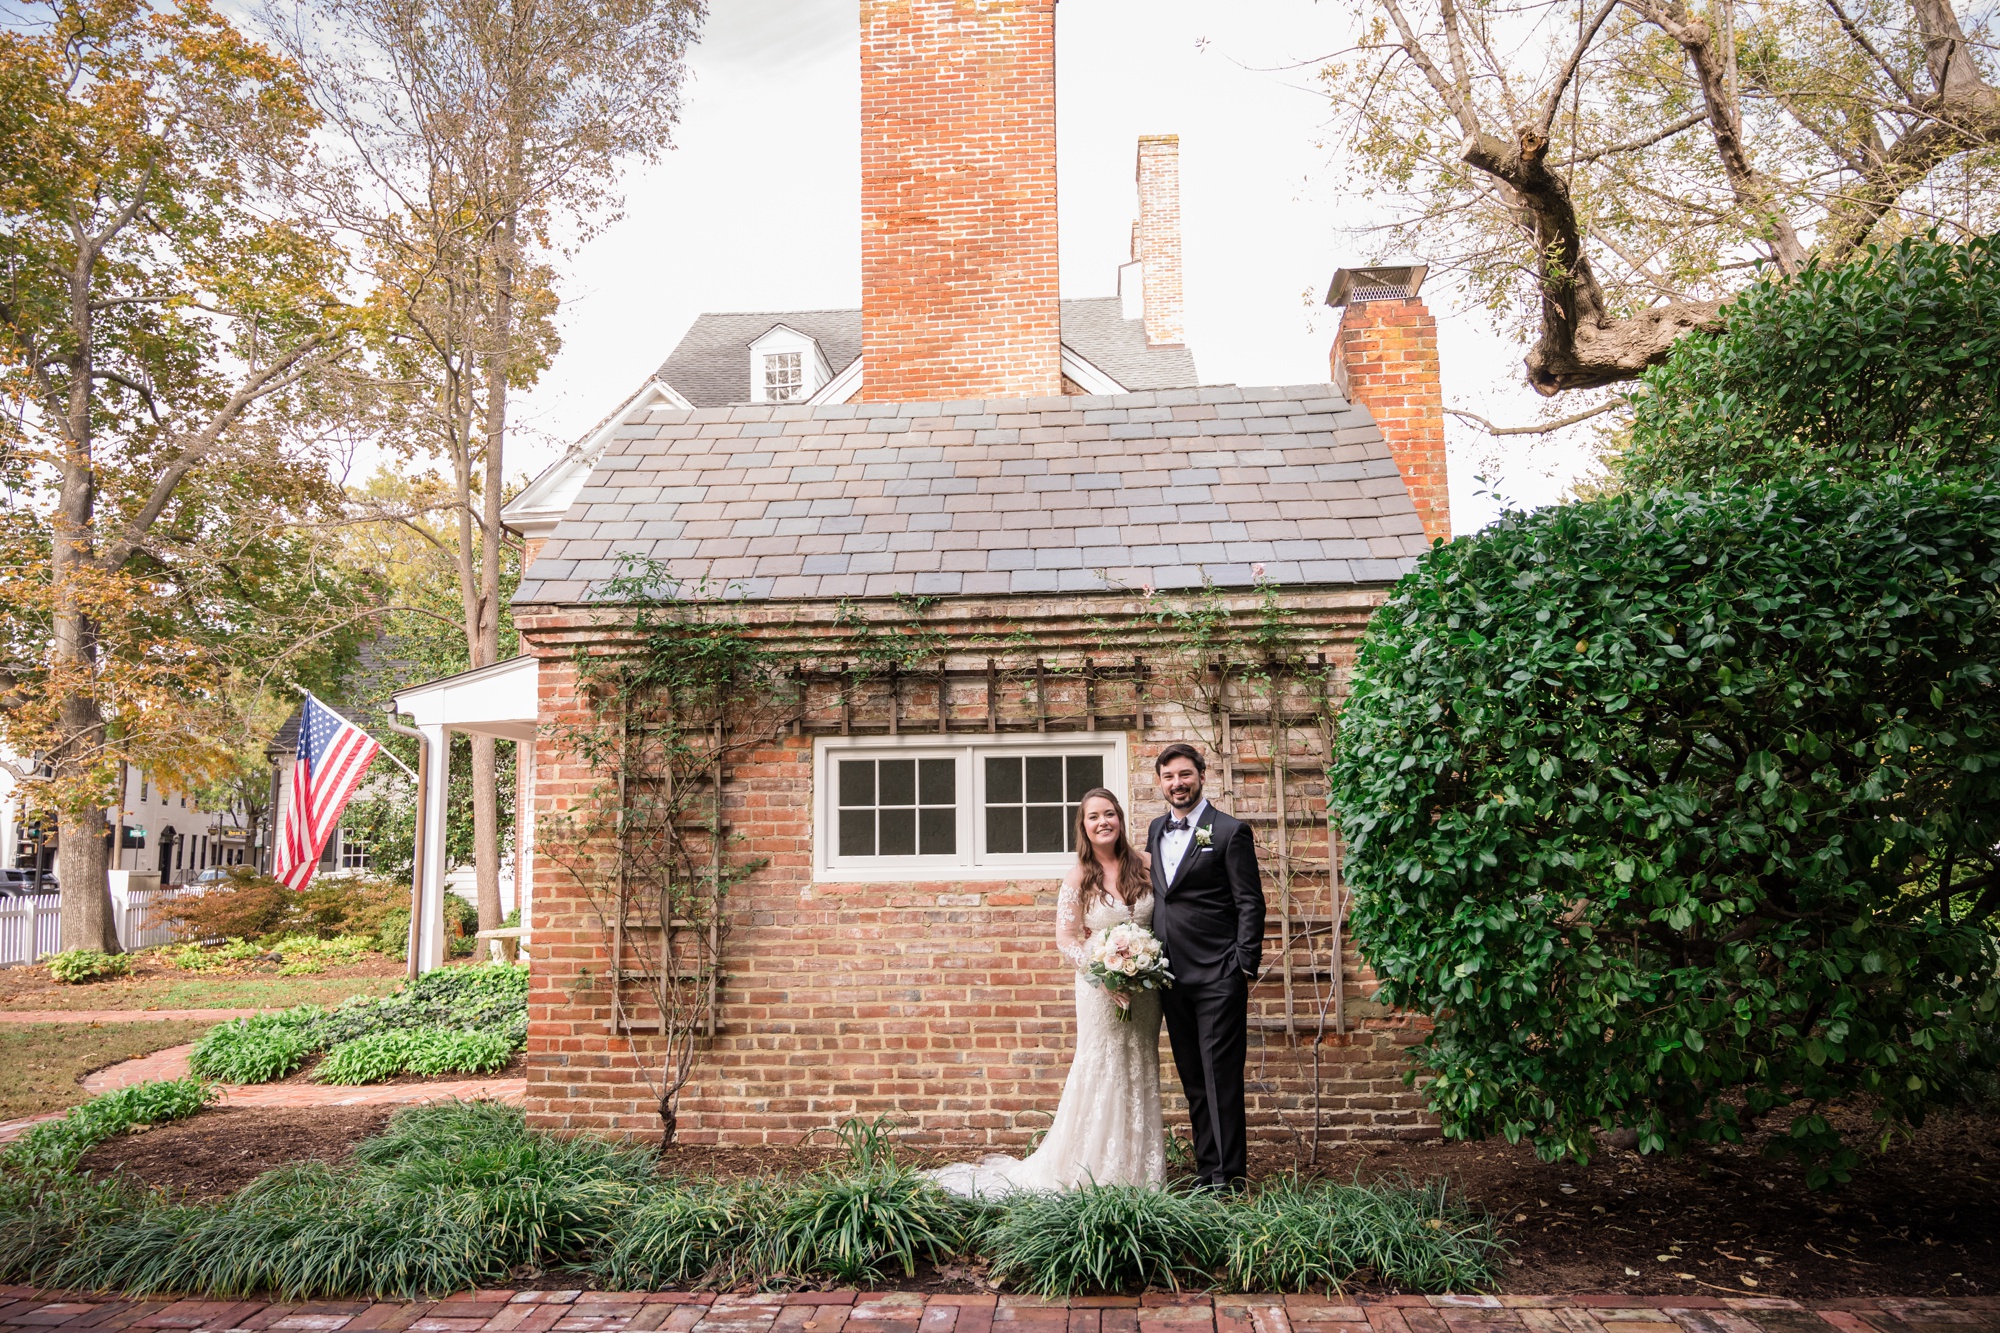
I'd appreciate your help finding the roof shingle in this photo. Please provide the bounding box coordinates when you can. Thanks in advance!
[513,385,1426,606]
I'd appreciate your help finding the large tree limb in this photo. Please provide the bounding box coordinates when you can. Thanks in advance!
[1463,126,1725,393]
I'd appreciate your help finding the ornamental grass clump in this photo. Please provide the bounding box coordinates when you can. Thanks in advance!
[592,1178,772,1288]
[764,1167,975,1284]
[1225,1176,1502,1293]
[985,1182,1227,1296]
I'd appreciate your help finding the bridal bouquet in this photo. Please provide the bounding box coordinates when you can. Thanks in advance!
[1087,921,1175,1021]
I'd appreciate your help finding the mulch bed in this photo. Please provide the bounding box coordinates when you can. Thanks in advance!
[76,1106,393,1199]
[1257,1102,1996,1301]
[64,1101,1997,1300]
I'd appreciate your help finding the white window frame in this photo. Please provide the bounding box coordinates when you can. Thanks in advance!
[812,732,1129,882]
[748,324,831,403]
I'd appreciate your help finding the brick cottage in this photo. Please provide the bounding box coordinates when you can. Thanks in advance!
[472,0,1457,1149]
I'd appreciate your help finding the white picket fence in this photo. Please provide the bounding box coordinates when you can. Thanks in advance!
[0,883,196,967]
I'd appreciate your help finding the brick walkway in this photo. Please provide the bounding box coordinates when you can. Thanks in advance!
[0,1290,1993,1333]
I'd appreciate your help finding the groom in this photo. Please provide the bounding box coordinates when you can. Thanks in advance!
[1146,742,1264,1189]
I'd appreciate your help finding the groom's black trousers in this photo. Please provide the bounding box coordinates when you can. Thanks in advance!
[1161,970,1249,1184]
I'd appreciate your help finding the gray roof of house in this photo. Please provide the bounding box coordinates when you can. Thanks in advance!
[513,385,1427,607]
[654,298,1197,407]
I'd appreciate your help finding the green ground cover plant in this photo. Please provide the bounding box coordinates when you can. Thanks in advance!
[186,965,527,1085]
[0,1099,1502,1298]
[3,1078,214,1175]
[1330,475,2000,1184]
[44,950,132,984]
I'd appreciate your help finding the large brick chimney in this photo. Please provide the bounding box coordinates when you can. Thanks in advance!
[1328,265,1451,544]
[860,0,1061,402]
[1134,135,1184,347]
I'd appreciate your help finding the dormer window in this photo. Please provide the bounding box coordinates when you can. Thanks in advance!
[748,324,831,403]
[763,351,804,401]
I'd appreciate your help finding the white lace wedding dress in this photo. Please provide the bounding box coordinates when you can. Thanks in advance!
[925,885,1166,1197]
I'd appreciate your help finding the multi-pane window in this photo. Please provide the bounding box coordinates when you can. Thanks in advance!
[337,828,372,871]
[763,351,804,401]
[984,754,1104,854]
[838,757,956,857]
[817,741,1124,877]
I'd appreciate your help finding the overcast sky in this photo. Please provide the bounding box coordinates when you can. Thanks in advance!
[506,0,1596,532]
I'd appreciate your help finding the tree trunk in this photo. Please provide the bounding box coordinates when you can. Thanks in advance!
[56,783,119,954]
[469,196,519,940]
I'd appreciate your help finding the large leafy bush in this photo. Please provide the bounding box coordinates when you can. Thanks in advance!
[1329,477,2000,1182]
[1618,233,2000,489]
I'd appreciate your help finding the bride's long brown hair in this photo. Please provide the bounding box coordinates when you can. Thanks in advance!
[1073,788,1149,912]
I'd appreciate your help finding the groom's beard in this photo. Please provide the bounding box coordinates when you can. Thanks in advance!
[1167,783,1203,813]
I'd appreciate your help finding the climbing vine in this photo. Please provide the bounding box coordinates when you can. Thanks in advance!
[541,560,797,1147]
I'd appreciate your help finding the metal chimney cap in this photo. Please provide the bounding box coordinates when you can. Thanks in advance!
[1326,263,1429,307]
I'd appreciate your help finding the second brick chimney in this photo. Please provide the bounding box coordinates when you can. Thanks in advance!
[1134,135,1185,347]
[1328,265,1451,545]
[860,0,1061,402]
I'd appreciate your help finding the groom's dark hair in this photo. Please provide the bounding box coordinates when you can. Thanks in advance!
[1154,742,1207,774]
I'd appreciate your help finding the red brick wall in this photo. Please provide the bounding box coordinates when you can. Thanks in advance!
[860,0,1062,402]
[1333,299,1451,544]
[518,592,1435,1152]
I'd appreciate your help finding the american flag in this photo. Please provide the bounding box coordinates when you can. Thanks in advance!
[274,694,382,891]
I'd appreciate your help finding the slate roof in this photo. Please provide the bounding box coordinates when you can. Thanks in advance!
[513,385,1427,607]
[654,298,1197,407]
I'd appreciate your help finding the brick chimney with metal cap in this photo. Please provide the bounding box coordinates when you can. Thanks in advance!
[860,0,1061,402]
[1328,264,1451,544]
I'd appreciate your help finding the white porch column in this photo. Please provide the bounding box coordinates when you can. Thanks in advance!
[517,737,535,946]
[415,723,450,973]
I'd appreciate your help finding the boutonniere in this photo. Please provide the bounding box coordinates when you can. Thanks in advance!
[1193,825,1213,848]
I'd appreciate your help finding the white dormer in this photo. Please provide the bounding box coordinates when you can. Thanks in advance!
[749,324,832,403]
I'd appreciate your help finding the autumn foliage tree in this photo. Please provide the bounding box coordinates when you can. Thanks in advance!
[0,0,357,949]
[1327,0,2000,394]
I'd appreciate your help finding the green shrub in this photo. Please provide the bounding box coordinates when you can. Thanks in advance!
[1619,232,2000,489]
[1329,476,2000,1183]
[188,1012,316,1084]
[4,1078,215,1174]
[44,949,131,984]
[1224,1177,1502,1293]
[985,1183,1225,1296]
[765,1168,972,1284]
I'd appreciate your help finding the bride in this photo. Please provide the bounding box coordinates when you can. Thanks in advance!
[926,787,1166,1196]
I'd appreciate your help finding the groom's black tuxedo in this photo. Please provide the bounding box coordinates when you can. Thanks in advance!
[1148,800,1264,1186]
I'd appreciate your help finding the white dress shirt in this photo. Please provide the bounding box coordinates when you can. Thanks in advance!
[1158,798,1209,886]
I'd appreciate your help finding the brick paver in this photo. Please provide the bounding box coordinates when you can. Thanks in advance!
[1,1294,1991,1333]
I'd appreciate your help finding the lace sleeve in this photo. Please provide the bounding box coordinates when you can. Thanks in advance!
[1056,875,1091,973]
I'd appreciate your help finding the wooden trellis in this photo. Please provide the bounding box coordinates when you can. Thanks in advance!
[605,713,729,1045]
[1198,656,1353,1043]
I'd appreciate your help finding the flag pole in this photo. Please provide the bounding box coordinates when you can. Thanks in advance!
[290,686,418,781]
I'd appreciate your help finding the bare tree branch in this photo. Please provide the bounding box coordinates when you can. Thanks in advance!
[1448,398,1626,435]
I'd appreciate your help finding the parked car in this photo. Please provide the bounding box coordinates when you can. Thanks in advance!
[0,868,55,896]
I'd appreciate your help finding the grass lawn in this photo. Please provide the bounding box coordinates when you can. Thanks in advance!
[0,973,406,1012]
[0,1020,215,1120]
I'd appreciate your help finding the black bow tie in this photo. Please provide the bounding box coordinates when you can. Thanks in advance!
[1168,818,1191,832]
